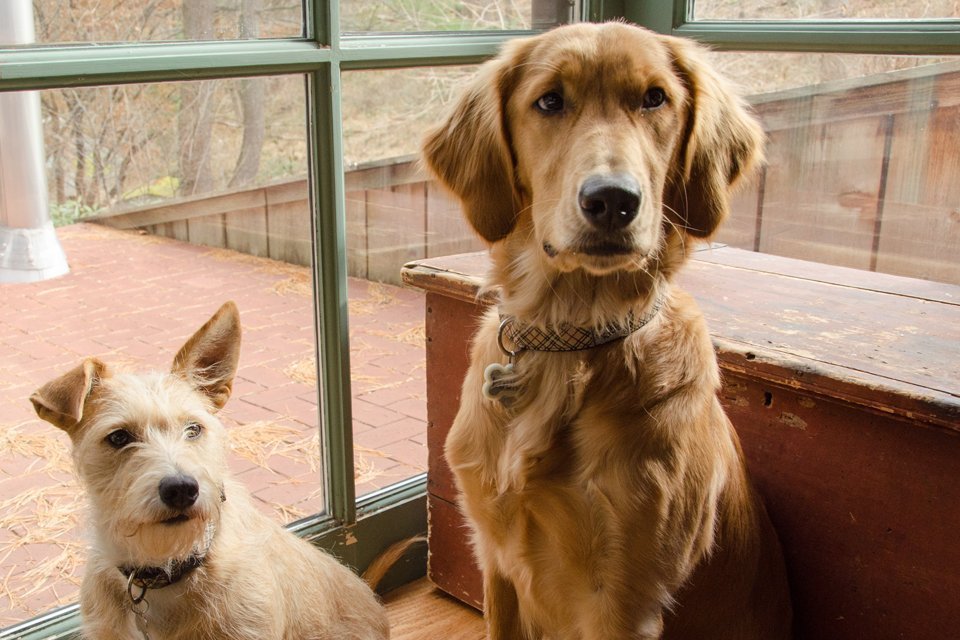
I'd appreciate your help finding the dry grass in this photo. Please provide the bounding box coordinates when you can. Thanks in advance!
[0,421,73,477]
[371,324,426,348]
[0,421,86,620]
[205,246,313,297]
[349,281,398,316]
[227,419,322,472]
[273,271,312,297]
[285,357,318,386]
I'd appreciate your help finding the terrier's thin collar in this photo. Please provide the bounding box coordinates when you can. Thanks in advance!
[120,552,206,591]
[497,292,666,357]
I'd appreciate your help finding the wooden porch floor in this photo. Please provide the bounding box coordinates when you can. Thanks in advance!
[385,579,485,640]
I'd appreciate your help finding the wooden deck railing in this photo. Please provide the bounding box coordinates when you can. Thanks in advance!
[94,61,960,287]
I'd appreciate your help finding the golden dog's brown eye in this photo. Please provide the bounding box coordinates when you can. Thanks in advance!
[642,87,667,110]
[535,91,564,114]
[106,429,134,449]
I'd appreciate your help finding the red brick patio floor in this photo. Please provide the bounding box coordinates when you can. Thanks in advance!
[0,223,429,626]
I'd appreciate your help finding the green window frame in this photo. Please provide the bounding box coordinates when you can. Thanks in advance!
[1,1,958,638]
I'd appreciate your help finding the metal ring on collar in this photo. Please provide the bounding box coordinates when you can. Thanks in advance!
[127,571,148,605]
[496,317,520,359]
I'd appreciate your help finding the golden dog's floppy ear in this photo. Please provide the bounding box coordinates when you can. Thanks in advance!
[421,42,529,243]
[663,36,765,238]
[171,301,241,411]
[30,358,108,432]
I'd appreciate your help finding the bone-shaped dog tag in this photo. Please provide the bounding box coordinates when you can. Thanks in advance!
[482,362,515,406]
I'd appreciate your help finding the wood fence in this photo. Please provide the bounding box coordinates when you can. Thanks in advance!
[718,60,960,285]
[95,61,960,287]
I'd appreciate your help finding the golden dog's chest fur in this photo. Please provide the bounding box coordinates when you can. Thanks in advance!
[451,293,788,639]
[423,21,792,640]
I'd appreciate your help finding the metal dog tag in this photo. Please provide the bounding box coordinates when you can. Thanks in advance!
[482,361,515,406]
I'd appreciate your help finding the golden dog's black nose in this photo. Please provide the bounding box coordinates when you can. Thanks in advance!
[578,174,641,231]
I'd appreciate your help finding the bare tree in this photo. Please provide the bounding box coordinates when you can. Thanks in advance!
[230,0,266,188]
[178,0,218,196]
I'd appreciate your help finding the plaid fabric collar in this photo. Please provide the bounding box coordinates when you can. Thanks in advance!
[498,293,665,356]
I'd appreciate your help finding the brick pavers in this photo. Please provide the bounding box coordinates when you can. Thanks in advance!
[0,223,428,626]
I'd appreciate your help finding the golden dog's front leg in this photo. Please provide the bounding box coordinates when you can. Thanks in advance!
[485,569,537,640]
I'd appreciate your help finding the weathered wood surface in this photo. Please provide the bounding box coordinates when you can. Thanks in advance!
[94,164,486,284]
[405,248,960,640]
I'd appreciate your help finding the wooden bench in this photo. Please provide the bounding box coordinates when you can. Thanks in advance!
[401,247,960,640]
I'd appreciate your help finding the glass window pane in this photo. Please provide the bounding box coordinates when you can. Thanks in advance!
[693,0,959,21]
[707,52,960,285]
[0,75,317,625]
[341,0,575,33]
[342,67,484,497]
[17,0,303,45]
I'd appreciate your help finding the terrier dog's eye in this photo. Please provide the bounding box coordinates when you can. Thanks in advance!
[106,429,134,449]
[184,423,203,440]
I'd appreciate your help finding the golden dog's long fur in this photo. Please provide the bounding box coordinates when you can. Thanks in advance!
[422,22,792,639]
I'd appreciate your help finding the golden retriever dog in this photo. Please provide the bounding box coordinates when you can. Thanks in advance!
[421,22,792,639]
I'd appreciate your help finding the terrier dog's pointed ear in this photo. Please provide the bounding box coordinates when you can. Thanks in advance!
[30,358,108,432]
[172,301,241,411]
[662,35,765,239]
[421,39,531,243]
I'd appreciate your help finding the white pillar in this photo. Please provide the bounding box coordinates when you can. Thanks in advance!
[0,0,69,282]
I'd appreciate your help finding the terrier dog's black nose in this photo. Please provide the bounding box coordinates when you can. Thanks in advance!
[159,474,200,510]
[578,174,641,231]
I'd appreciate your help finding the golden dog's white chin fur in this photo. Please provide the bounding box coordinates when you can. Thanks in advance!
[31,303,390,640]
[423,22,792,639]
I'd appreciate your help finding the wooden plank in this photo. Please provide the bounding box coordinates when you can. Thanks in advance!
[383,578,484,639]
[167,219,189,242]
[876,104,960,285]
[95,186,268,229]
[751,63,960,133]
[366,184,427,285]
[425,291,481,504]
[714,168,762,250]
[345,155,422,191]
[425,182,485,258]
[187,213,226,249]
[401,252,489,304]
[725,372,960,640]
[692,246,960,304]
[264,179,308,208]
[427,494,483,611]
[346,189,368,279]
[224,196,269,258]
[758,114,887,270]
[265,180,311,267]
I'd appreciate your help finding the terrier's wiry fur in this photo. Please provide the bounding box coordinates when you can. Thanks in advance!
[30,302,390,640]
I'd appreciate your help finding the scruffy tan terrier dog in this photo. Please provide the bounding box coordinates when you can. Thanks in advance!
[30,302,390,640]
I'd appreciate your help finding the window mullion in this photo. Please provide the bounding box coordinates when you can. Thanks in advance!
[307,0,357,526]
[673,20,960,54]
[0,39,328,92]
